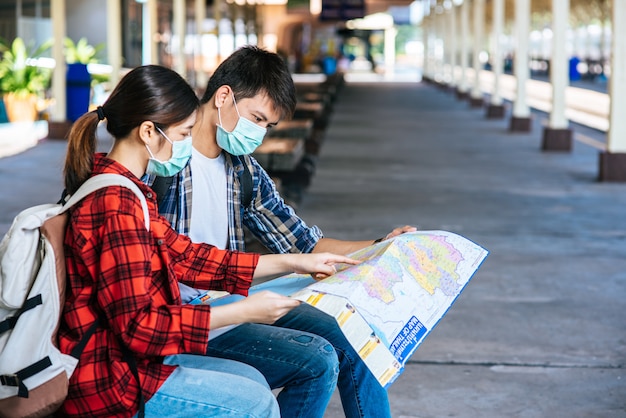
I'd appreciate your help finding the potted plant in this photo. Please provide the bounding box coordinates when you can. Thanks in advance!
[63,37,104,122]
[0,37,52,123]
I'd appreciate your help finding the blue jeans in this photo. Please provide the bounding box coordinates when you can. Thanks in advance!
[207,321,339,418]
[138,354,280,418]
[209,304,391,418]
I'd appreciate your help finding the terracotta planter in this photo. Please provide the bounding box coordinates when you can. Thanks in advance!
[3,92,38,123]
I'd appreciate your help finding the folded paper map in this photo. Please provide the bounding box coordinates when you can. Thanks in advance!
[201,230,489,387]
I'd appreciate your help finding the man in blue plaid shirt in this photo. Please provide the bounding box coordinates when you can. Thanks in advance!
[145,46,415,418]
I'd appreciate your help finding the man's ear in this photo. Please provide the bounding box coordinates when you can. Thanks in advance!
[214,85,232,109]
[138,121,157,145]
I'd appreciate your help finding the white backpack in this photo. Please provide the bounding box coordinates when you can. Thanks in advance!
[0,174,149,418]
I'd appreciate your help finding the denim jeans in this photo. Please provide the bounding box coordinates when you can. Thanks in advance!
[138,354,280,418]
[207,321,339,418]
[209,304,391,418]
[275,303,392,418]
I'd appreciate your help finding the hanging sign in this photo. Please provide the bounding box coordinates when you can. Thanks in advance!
[320,0,365,22]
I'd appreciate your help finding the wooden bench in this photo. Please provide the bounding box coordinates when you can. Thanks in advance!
[292,102,328,155]
[252,137,305,172]
[268,119,314,142]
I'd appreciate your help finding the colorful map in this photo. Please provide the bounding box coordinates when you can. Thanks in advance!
[289,230,489,387]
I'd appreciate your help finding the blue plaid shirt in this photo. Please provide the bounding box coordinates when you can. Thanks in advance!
[144,153,323,254]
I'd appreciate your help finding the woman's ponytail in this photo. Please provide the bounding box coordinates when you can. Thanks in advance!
[63,110,100,194]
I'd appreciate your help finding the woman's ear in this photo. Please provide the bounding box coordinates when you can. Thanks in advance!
[138,121,157,145]
[214,85,232,109]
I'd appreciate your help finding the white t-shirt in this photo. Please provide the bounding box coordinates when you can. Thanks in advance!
[188,147,229,249]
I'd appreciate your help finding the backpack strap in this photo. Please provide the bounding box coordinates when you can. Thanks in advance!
[0,295,42,334]
[0,318,101,398]
[63,174,150,231]
[1,356,53,398]
[123,345,145,418]
[151,175,175,209]
[240,160,253,208]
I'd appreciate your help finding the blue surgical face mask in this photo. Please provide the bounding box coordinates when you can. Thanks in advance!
[216,94,267,156]
[145,126,192,177]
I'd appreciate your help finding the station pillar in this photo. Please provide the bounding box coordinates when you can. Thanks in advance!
[542,0,573,151]
[600,0,626,181]
[509,0,531,132]
[486,0,505,119]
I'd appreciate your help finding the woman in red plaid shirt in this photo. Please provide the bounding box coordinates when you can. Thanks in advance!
[58,65,357,418]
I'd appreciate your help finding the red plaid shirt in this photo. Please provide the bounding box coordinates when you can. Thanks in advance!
[58,154,258,417]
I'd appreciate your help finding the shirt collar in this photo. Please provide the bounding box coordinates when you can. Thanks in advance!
[92,153,155,196]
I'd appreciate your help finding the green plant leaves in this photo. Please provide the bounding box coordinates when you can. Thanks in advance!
[64,37,104,64]
[0,37,52,97]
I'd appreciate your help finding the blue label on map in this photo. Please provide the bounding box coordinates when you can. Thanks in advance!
[389,316,427,363]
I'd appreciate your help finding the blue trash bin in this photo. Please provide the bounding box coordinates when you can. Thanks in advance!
[569,57,581,81]
[66,63,92,122]
[0,97,8,123]
[322,56,337,75]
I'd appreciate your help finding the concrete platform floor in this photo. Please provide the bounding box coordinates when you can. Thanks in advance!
[1,80,625,418]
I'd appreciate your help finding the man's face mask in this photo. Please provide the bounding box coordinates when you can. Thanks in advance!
[145,126,192,177]
[216,93,267,156]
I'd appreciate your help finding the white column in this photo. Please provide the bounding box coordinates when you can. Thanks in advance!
[107,0,123,88]
[143,0,158,65]
[50,0,66,122]
[440,7,447,82]
[470,0,485,101]
[490,0,504,106]
[549,0,569,129]
[214,0,222,62]
[600,6,609,76]
[384,27,397,80]
[173,0,186,76]
[512,0,531,119]
[447,4,457,87]
[458,0,469,94]
[426,11,436,81]
[607,0,626,153]
[254,3,264,47]
[228,2,238,52]
[435,8,445,82]
[422,11,430,80]
[195,0,207,89]
[426,10,437,81]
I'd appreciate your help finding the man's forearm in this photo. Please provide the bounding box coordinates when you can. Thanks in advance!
[311,237,377,256]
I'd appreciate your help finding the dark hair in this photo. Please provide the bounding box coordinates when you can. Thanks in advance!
[64,65,199,194]
[201,45,296,120]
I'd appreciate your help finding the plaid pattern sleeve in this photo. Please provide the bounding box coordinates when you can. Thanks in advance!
[236,155,323,253]
[156,216,257,296]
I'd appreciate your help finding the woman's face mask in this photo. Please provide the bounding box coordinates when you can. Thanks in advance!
[216,93,267,156]
[145,126,192,177]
